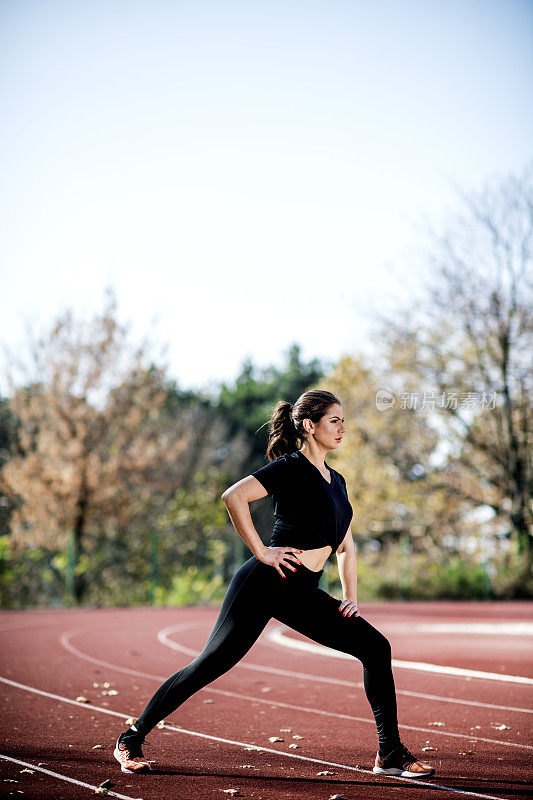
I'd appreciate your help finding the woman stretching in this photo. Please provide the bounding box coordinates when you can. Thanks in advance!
[114,389,435,778]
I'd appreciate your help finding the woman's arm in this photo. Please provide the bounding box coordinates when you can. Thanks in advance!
[221,476,304,578]
[336,526,359,613]
[221,477,269,557]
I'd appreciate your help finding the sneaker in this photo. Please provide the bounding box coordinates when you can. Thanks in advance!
[113,731,153,774]
[373,744,435,778]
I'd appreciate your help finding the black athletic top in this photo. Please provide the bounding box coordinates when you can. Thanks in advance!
[251,450,353,553]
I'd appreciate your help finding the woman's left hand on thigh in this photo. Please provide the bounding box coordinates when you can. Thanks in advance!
[338,600,360,617]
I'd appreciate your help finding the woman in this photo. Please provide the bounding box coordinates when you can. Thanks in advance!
[114,389,435,778]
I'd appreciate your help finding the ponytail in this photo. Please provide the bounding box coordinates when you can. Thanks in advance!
[265,400,299,461]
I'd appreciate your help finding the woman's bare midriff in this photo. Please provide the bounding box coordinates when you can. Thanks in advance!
[298,545,332,572]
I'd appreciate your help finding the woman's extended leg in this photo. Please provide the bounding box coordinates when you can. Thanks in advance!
[132,557,273,737]
[274,583,403,756]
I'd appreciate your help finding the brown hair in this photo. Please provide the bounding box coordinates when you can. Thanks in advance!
[263,389,341,461]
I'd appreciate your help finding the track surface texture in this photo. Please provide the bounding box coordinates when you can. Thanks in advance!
[1,600,532,800]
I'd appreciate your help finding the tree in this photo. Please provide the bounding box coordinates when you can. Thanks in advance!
[0,295,191,603]
[218,343,325,464]
[370,164,533,588]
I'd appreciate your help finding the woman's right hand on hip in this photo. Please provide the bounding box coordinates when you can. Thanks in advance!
[257,546,304,578]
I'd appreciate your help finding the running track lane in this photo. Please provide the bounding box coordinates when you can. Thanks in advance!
[1,601,532,799]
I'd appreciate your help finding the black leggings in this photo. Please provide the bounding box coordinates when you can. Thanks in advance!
[133,556,403,755]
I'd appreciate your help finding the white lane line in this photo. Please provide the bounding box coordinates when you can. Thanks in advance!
[156,722,516,800]
[0,677,516,800]
[0,753,142,800]
[415,623,533,635]
[0,620,66,633]
[266,625,533,685]
[56,627,532,748]
[156,622,533,714]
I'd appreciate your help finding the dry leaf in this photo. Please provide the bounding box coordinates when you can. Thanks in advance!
[317,770,334,775]
[470,725,481,730]
[288,743,299,749]
[203,699,214,704]
[19,769,34,774]
[239,765,255,769]
[329,795,346,799]
[220,791,241,797]
[92,744,103,750]
[102,682,111,688]
[422,746,437,751]
[261,687,272,693]
[76,695,90,703]
[94,789,108,796]
[492,723,510,730]
[3,779,18,783]
[268,736,283,743]
[428,721,444,726]
[459,749,474,756]
[102,689,118,696]
[280,728,292,732]
[292,735,303,739]
[156,720,165,729]
[125,717,136,726]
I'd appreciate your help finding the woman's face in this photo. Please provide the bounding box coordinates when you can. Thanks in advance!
[308,403,346,451]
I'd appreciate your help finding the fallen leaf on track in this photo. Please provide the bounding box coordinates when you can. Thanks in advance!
[220,790,242,797]
[125,717,137,726]
[292,735,303,739]
[76,696,90,703]
[268,736,283,743]
[492,723,510,730]
[19,769,34,774]
[156,720,165,729]
[428,721,444,726]
[459,749,474,756]
[92,745,103,750]
[288,744,299,749]
[317,770,334,776]
[422,746,438,751]
[102,689,118,696]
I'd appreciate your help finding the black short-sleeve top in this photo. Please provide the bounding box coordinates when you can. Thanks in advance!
[251,450,353,553]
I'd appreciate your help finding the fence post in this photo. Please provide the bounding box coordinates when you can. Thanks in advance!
[66,529,76,606]
[400,534,410,600]
[481,534,492,599]
[150,529,158,606]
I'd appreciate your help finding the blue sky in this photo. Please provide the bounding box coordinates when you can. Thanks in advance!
[1,0,532,394]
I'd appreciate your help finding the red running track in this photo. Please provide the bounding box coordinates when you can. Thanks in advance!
[1,601,532,800]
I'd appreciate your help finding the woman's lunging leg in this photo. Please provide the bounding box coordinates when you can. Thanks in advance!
[133,558,272,737]
[276,586,403,756]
